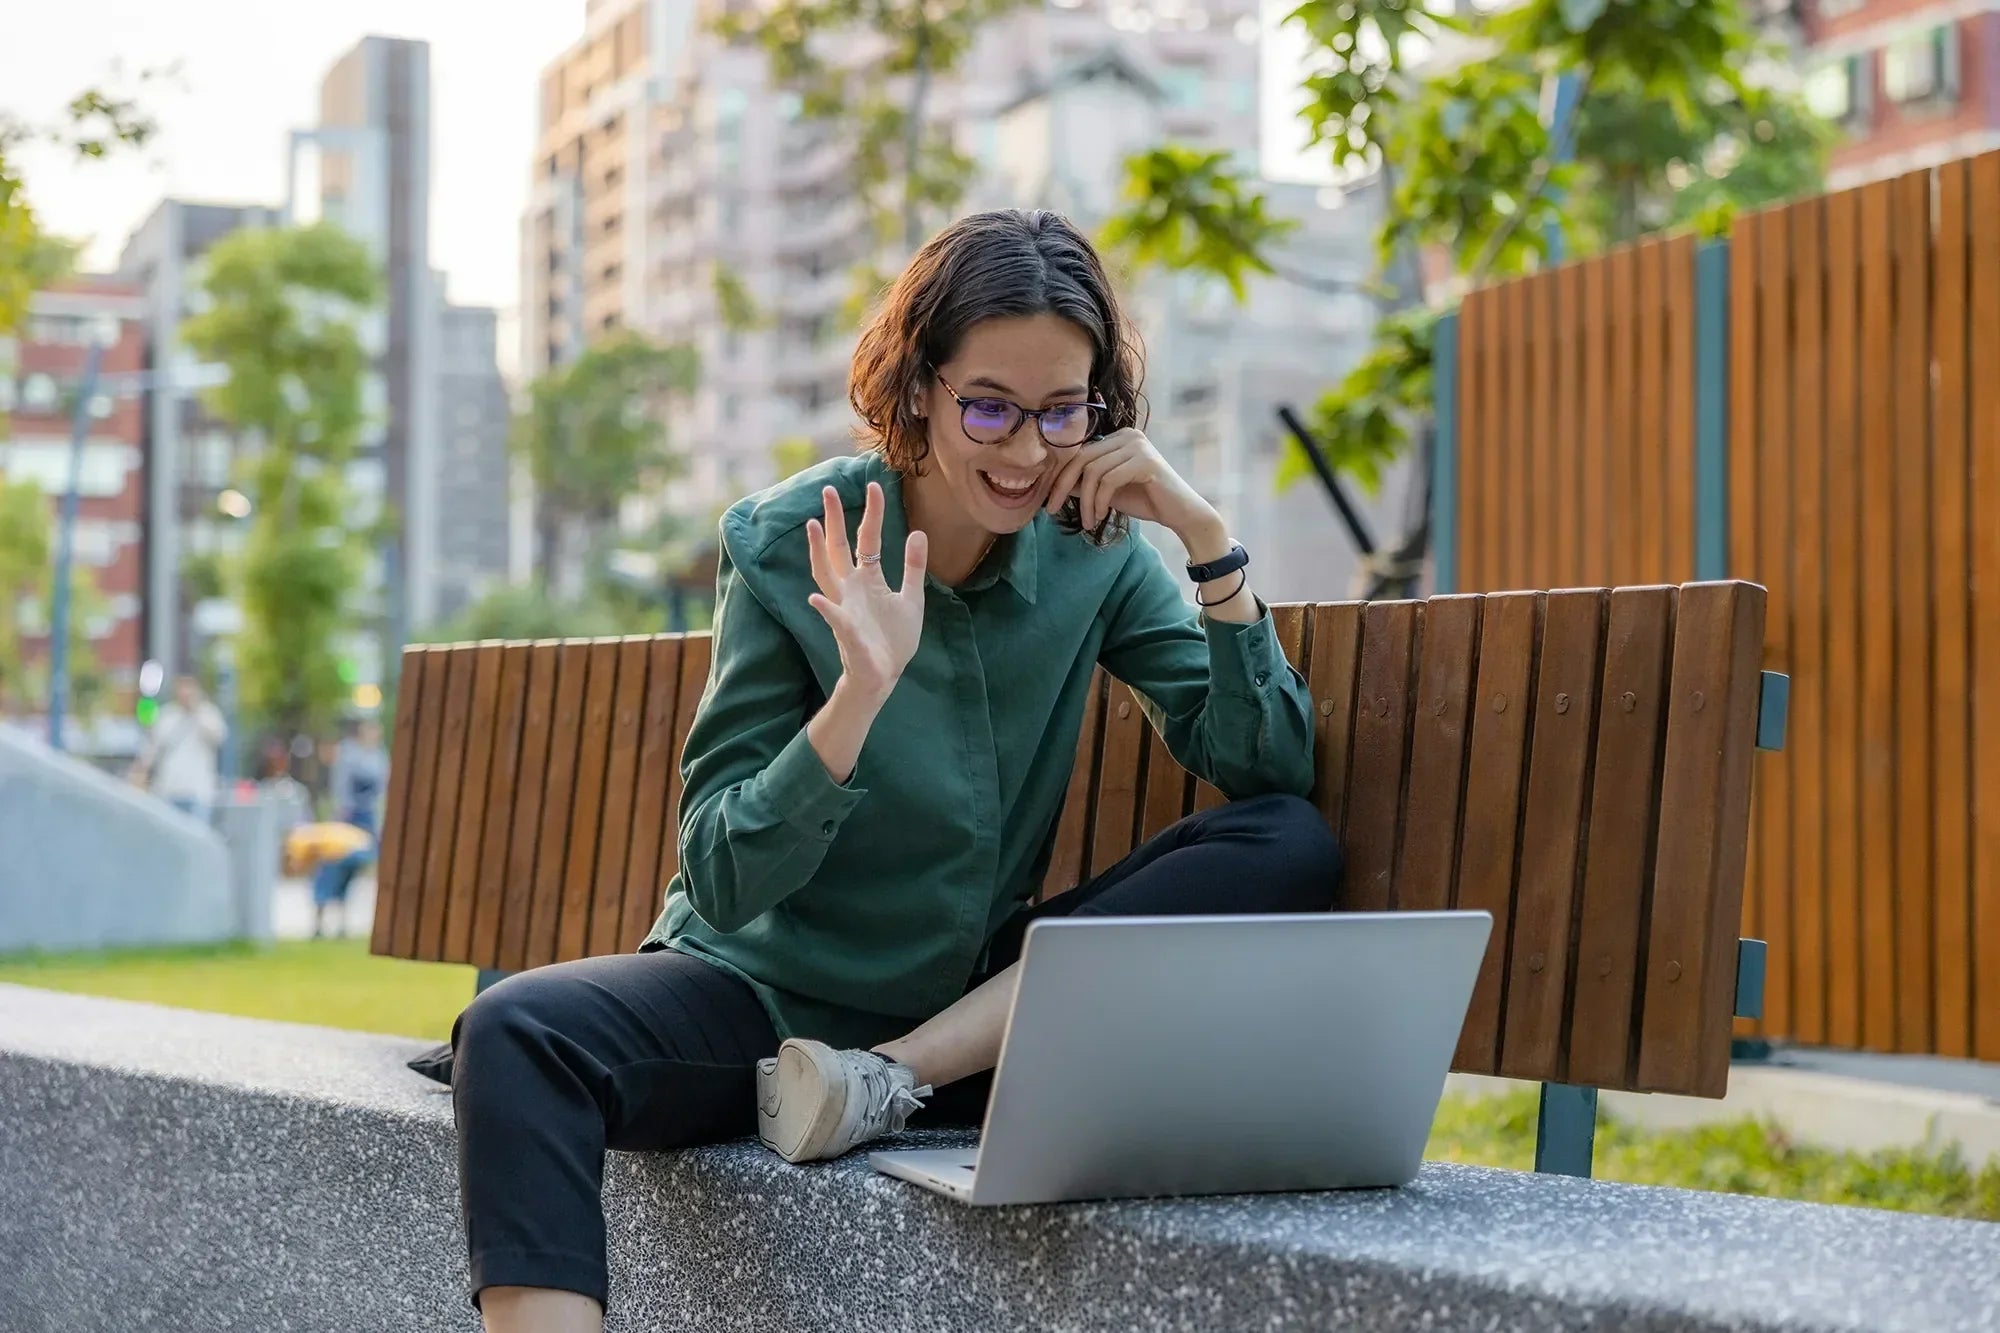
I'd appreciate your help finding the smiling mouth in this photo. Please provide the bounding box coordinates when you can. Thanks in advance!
[978,470,1040,507]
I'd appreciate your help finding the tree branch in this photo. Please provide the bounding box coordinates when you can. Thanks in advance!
[1466,65,1594,284]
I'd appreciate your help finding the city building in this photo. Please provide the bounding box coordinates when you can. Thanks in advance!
[291,33,443,666]
[116,200,282,682]
[435,300,513,621]
[1801,0,2000,186]
[523,0,1391,598]
[0,278,151,749]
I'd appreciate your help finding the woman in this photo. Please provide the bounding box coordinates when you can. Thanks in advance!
[451,210,1343,1333]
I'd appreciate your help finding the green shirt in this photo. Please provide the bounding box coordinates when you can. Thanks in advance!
[643,451,1316,1048]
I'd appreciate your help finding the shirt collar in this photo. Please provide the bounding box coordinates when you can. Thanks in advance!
[872,453,1040,605]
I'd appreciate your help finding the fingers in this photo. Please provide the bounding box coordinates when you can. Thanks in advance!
[821,485,853,569]
[900,529,929,599]
[806,518,836,599]
[1077,441,1139,531]
[1044,441,1102,515]
[807,591,853,637]
[856,481,885,566]
[1083,456,1149,531]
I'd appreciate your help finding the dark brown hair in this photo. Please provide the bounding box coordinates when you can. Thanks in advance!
[849,209,1146,540]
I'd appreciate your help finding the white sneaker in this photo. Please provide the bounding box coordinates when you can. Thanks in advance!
[756,1039,932,1163]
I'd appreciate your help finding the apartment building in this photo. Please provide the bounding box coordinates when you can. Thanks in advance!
[0,278,151,745]
[1801,0,2000,185]
[523,0,1387,599]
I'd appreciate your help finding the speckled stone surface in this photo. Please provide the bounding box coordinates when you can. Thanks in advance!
[4,983,1998,1333]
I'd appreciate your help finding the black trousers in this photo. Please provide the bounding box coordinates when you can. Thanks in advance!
[449,793,1342,1311]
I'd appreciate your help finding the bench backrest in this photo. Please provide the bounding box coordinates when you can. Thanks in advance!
[373,580,1767,1099]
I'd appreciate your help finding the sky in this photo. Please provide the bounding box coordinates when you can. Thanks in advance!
[7,0,1326,368]
[4,0,584,317]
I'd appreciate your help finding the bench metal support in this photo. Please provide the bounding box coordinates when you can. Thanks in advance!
[1757,671,1789,751]
[1734,938,1767,1020]
[1534,1083,1597,1178]
[475,969,512,995]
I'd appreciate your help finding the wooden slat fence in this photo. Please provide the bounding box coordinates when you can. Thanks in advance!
[1448,148,2000,1060]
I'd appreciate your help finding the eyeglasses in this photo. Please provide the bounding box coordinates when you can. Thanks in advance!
[934,370,1106,449]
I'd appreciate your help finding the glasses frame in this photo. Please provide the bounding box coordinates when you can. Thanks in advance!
[932,369,1108,449]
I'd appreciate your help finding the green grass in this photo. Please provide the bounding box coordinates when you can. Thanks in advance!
[0,937,474,1043]
[1427,1087,2000,1221]
[3,940,1998,1222]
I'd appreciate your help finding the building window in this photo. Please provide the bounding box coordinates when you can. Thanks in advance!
[21,373,57,411]
[1805,56,1869,125]
[1882,26,1958,107]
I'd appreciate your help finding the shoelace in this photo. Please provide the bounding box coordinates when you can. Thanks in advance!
[859,1057,932,1132]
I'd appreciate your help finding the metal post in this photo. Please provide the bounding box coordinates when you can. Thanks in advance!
[47,340,106,751]
[1431,311,1461,594]
[1694,240,1732,580]
[1534,1082,1598,1177]
[216,642,240,786]
[1542,72,1582,264]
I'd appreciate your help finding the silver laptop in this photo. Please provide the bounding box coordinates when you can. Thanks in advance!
[870,910,1492,1205]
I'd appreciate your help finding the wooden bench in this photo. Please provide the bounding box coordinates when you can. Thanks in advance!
[373,579,1783,1175]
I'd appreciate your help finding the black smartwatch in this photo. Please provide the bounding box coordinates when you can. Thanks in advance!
[1186,541,1249,584]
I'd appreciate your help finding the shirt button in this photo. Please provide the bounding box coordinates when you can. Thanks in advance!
[1254,671,1270,687]
[820,820,836,836]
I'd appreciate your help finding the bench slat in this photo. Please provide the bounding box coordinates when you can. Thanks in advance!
[615,637,685,952]
[1304,602,1364,839]
[587,638,653,957]
[1089,681,1149,877]
[1137,724,1192,842]
[1452,592,1541,1074]
[415,647,479,960]
[1042,672,1104,898]
[370,644,426,956]
[1394,595,1481,913]
[1564,587,1676,1089]
[556,639,622,963]
[1637,581,1766,1097]
[389,648,450,960]
[658,636,711,906]
[496,643,560,973]
[1499,589,1607,1082]
[524,643,593,971]
[1346,601,1421,912]
[468,644,533,966]
[440,643,505,963]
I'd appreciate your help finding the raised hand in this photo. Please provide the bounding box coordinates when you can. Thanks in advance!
[806,481,928,701]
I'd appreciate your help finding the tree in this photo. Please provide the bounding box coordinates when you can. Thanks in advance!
[718,0,1032,287]
[2,82,157,333]
[179,223,381,739]
[513,333,698,591]
[0,473,105,721]
[1104,0,1830,513]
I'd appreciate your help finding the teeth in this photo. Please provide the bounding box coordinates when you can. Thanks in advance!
[982,472,1034,495]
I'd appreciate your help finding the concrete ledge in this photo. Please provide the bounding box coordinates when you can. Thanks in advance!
[4,984,1998,1333]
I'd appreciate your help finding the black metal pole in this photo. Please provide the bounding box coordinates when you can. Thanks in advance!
[1277,405,1377,557]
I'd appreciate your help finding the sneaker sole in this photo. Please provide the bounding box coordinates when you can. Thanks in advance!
[755,1039,849,1163]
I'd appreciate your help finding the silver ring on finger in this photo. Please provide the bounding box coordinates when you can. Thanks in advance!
[858,551,882,566]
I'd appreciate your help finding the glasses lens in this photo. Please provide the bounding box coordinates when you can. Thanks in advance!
[1039,404,1096,447]
[960,398,1021,442]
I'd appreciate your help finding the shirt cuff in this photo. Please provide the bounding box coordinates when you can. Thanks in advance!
[1202,598,1288,698]
[760,725,868,843]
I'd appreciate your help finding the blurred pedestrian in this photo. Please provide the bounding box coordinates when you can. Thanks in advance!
[285,819,375,940]
[131,675,225,823]
[330,719,388,832]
